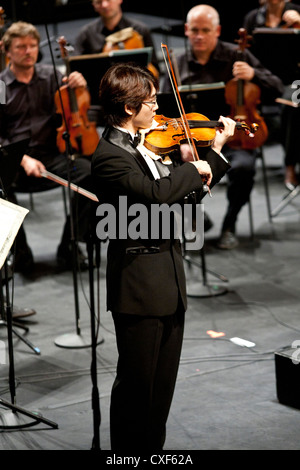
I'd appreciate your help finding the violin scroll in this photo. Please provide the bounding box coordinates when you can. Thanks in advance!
[235,28,252,52]
[235,121,259,137]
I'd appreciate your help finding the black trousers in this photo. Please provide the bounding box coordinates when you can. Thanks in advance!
[110,309,185,452]
[281,105,300,167]
[221,147,257,232]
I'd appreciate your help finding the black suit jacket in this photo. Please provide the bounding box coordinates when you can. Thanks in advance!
[91,126,229,316]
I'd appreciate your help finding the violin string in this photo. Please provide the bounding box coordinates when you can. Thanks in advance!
[161,44,196,160]
[170,118,179,129]
[160,43,212,196]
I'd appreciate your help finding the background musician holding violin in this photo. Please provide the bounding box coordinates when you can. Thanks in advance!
[0,21,96,273]
[74,0,159,76]
[163,4,284,249]
[243,0,300,191]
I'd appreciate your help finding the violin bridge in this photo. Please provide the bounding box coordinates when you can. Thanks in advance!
[155,124,168,131]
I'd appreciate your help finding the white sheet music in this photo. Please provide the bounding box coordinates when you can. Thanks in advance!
[0,199,29,270]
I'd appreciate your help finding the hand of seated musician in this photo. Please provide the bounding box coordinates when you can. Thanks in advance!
[232,61,255,81]
[63,71,87,89]
[282,10,300,28]
[21,154,46,178]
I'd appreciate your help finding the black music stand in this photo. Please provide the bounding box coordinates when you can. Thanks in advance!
[0,139,40,354]
[69,47,153,107]
[157,87,229,297]
[0,140,57,430]
[251,28,300,85]
[157,84,229,120]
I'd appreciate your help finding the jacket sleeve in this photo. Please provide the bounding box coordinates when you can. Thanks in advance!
[204,149,230,189]
[92,142,230,205]
[92,146,206,205]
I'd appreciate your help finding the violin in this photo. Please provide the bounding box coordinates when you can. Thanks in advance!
[55,36,99,156]
[224,28,268,150]
[144,113,257,155]
[144,44,257,156]
[102,27,159,79]
[145,44,259,197]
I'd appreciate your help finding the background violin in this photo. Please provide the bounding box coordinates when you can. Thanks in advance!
[102,27,159,79]
[224,28,268,150]
[55,36,99,156]
[144,113,257,156]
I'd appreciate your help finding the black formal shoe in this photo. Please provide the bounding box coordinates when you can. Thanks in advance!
[56,243,89,271]
[2,300,36,320]
[12,305,36,319]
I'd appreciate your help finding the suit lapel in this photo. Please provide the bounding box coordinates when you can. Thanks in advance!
[103,126,155,180]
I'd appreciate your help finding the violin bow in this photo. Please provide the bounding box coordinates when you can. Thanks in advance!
[41,170,99,202]
[161,43,211,195]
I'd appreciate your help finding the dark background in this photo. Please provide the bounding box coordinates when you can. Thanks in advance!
[3,0,300,42]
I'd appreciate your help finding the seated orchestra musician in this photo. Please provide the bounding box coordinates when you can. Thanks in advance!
[74,0,159,76]
[162,4,284,249]
[0,21,97,274]
[244,0,300,190]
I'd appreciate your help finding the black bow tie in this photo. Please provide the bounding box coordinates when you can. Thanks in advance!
[128,132,141,148]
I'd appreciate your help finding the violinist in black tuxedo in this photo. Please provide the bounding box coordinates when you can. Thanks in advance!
[91,62,235,451]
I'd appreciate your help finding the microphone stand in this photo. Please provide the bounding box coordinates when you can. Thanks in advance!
[87,232,101,450]
[42,20,103,445]
[41,23,93,349]
[183,202,228,298]
[184,247,229,297]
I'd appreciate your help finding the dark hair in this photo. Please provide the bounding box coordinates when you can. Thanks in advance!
[98,62,159,127]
